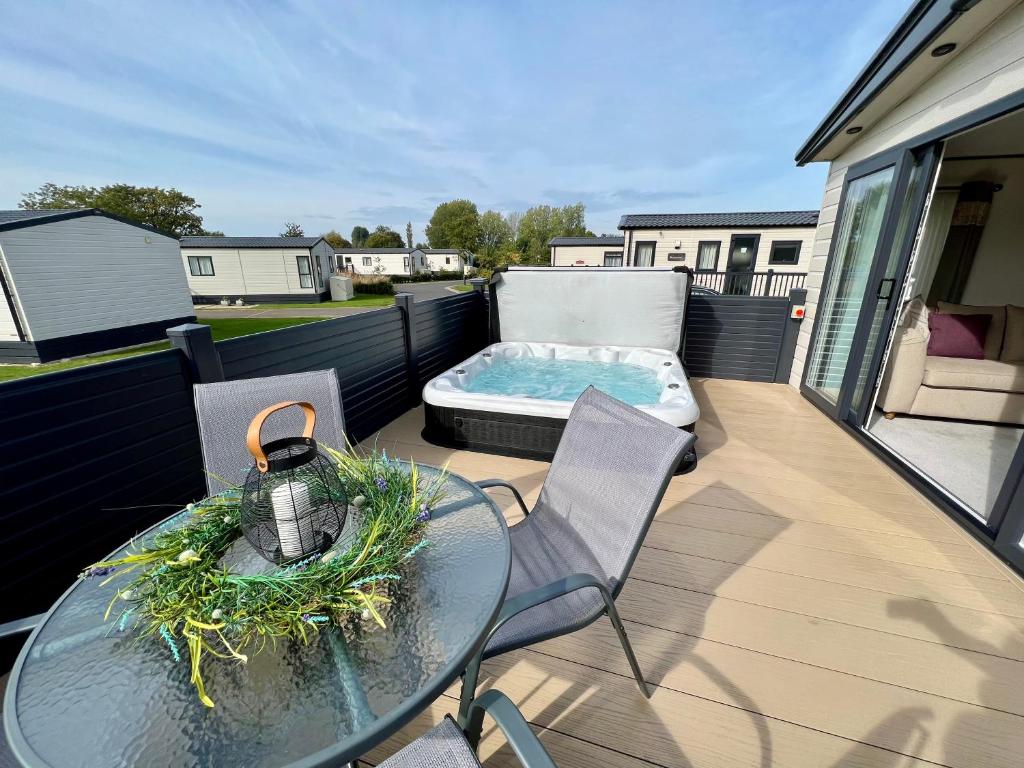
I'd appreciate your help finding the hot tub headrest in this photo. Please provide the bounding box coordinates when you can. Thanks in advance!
[491,266,690,351]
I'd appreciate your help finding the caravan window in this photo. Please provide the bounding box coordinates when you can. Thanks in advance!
[188,255,215,276]
[296,255,313,288]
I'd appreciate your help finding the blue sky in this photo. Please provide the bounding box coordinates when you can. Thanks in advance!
[0,1,909,238]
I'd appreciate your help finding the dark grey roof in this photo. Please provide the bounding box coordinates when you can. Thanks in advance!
[421,248,461,254]
[618,211,819,229]
[0,208,176,238]
[181,236,323,249]
[335,247,417,254]
[549,236,624,246]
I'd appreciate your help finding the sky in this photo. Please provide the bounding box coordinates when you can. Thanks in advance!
[0,0,911,239]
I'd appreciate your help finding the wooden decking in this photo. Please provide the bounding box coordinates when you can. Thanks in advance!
[361,378,1024,768]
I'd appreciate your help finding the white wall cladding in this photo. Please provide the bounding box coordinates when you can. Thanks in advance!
[0,216,192,342]
[181,247,324,297]
[0,247,20,340]
[624,226,817,274]
[790,3,1024,389]
[551,244,624,267]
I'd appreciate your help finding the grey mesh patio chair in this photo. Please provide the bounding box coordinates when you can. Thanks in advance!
[377,690,556,768]
[193,370,346,495]
[459,386,695,726]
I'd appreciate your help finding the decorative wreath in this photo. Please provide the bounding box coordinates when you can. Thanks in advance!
[83,446,446,707]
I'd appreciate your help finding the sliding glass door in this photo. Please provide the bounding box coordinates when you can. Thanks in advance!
[803,159,899,412]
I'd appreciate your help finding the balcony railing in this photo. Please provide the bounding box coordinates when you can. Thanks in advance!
[691,269,806,297]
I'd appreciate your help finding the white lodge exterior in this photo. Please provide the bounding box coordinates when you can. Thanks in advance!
[549,236,626,267]
[180,236,335,304]
[335,248,427,277]
[617,212,818,274]
[0,209,194,363]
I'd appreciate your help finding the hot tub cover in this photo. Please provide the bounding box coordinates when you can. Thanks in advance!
[491,266,690,351]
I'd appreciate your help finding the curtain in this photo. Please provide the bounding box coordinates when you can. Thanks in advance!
[905,189,956,306]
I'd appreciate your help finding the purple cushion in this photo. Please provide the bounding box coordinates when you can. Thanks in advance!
[927,312,991,359]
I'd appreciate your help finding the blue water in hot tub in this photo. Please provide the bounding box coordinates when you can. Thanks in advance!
[463,357,662,405]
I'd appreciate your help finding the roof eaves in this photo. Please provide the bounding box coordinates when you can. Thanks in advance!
[0,208,178,239]
[794,0,970,165]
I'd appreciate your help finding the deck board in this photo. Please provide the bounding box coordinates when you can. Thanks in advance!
[360,378,1024,767]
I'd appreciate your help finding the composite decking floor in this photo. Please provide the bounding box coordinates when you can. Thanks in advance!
[359,378,1024,768]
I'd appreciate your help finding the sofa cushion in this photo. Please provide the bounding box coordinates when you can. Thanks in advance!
[1001,305,1024,363]
[927,312,990,359]
[922,356,1024,393]
[937,302,1006,360]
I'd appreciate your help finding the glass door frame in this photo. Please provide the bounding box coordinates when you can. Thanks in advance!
[800,147,916,418]
[840,143,943,427]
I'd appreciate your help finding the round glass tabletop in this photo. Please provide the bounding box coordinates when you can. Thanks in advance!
[4,465,510,768]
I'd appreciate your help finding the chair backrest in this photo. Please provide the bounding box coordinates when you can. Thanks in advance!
[193,370,346,496]
[535,386,694,593]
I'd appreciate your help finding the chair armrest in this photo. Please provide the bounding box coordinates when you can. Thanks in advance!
[0,613,45,639]
[494,573,611,632]
[465,689,557,768]
[475,478,530,517]
[876,327,928,413]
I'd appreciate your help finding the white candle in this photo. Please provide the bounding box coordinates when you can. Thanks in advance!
[271,480,315,559]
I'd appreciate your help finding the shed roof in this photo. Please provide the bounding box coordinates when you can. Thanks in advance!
[0,208,174,238]
[180,236,323,249]
[618,211,819,230]
[549,236,624,246]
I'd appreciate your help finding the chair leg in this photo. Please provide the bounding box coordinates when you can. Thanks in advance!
[605,601,651,698]
[457,650,484,732]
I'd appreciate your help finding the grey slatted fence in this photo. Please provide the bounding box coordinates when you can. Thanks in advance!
[414,292,488,388]
[0,350,206,626]
[217,308,411,443]
[683,291,804,383]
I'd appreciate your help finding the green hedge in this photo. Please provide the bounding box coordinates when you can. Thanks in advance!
[352,279,395,295]
[391,271,466,284]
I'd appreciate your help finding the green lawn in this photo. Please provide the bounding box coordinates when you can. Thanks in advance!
[0,317,322,383]
[448,284,474,292]
[237,292,395,309]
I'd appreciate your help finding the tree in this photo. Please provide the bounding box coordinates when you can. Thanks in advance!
[505,210,523,242]
[20,182,208,237]
[351,226,370,247]
[281,221,305,237]
[517,203,590,264]
[477,240,523,271]
[321,230,352,250]
[405,222,414,249]
[425,199,480,252]
[365,225,405,248]
[477,210,512,265]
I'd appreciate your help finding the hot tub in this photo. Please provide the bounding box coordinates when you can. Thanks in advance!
[421,266,701,471]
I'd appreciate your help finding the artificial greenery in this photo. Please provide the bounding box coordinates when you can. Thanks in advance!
[84,446,446,708]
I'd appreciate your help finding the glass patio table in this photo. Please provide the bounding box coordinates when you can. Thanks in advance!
[3,464,510,768]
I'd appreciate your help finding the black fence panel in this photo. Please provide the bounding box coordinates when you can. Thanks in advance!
[217,309,410,443]
[0,349,205,625]
[414,293,488,388]
[684,295,791,382]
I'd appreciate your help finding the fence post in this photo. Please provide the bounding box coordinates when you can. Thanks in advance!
[774,288,807,383]
[763,269,775,297]
[167,323,224,383]
[394,293,420,404]
[469,278,486,293]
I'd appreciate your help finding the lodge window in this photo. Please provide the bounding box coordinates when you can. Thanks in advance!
[695,241,720,272]
[604,251,623,267]
[296,255,313,288]
[188,255,215,276]
[362,256,372,267]
[769,240,802,265]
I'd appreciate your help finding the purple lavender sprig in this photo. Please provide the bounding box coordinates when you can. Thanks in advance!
[375,477,388,492]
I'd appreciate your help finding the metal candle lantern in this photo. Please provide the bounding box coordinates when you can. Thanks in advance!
[240,400,347,564]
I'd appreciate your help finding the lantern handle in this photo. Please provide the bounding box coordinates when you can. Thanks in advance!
[246,401,317,473]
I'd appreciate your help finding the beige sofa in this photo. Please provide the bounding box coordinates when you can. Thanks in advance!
[876,300,1024,425]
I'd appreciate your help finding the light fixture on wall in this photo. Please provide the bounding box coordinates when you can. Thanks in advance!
[674,240,682,249]
[846,126,863,135]
[931,42,957,57]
